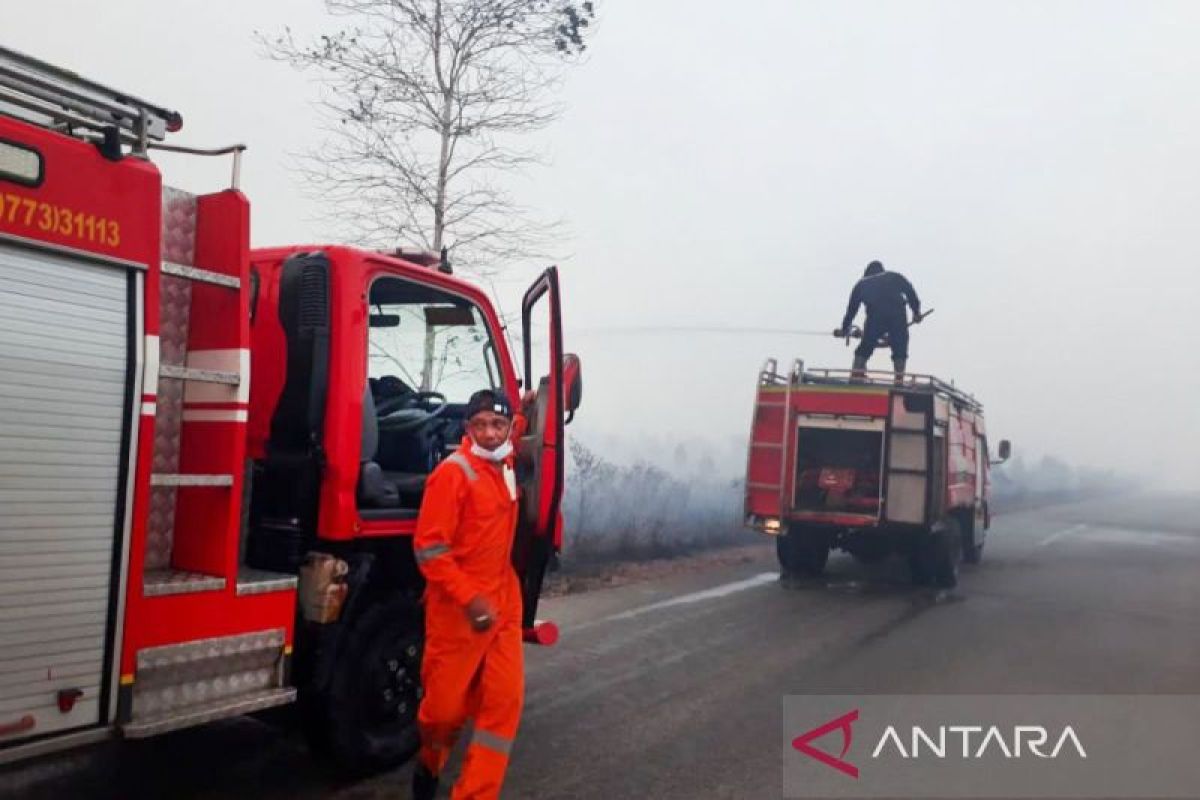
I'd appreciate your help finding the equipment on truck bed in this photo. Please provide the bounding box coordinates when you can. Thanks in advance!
[744,359,1009,589]
[0,47,581,771]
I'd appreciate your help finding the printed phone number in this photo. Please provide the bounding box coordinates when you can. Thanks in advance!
[0,193,121,248]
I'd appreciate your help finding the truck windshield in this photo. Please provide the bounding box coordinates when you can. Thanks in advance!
[367,276,501,402]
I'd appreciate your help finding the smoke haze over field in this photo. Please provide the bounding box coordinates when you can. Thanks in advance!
[9,1,1200,488]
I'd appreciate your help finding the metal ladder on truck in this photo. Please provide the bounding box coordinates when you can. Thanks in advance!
[743,358,803,530]
[0,44,179,153]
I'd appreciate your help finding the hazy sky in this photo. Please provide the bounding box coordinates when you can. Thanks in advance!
[9,1,1200,486]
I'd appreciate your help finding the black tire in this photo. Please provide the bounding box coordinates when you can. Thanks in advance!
[907,547,932,586]
[322,595,424,775]
[961,515,985,564]
[928,519,962,589]
[776,533,798,576]
[779,525,829,577]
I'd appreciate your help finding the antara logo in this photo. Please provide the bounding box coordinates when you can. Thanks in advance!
[792,709,860,778]
[793,710,1088,779]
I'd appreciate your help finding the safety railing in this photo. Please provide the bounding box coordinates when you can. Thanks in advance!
[0,45,181,153]
[758,359,982,412]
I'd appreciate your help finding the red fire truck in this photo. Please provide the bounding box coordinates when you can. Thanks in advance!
[744,360,1009,589]
[0,47,580,771]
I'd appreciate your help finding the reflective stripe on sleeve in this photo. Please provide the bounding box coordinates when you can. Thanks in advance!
[445,453,478,482]
[471,727,513,756]
[415,542,452,563]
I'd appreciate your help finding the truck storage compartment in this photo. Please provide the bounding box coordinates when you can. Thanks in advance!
[792,427,883,514]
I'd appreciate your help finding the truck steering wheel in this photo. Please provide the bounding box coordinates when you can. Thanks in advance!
[377,390,449,433]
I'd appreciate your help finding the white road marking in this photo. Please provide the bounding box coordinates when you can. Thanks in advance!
[1035,523,1199,549]
[600,572,779,623]
[1074,528,1200,548]
[1037,523,1088,548]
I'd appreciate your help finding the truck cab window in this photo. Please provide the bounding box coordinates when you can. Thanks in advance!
[359,276,501,516]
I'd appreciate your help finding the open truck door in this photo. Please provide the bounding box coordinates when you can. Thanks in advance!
[515,267,570,641]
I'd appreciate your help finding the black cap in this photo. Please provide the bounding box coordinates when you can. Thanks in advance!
[465,389,513,421]
[864,260,885,277]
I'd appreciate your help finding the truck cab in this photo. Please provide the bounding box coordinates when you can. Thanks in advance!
[745,360,1009,589]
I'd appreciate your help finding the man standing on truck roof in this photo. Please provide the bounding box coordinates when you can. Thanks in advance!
[412,389,527,800]
[836,260,923,381]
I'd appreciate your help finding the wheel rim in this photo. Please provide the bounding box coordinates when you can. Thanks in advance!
[364,631,423,730]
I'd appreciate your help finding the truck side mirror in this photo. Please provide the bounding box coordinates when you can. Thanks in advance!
[996,439,1012,463]
[563,353,583,423]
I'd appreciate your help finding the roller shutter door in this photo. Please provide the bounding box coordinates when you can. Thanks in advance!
[0,243,128,743]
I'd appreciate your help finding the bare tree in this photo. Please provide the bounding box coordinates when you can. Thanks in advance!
[262,0,595,273]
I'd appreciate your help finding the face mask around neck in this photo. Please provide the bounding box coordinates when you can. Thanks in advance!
[470,438,513,463]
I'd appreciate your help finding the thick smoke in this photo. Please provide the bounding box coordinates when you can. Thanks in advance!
[561,435,745,563]
[559,434,1130,564]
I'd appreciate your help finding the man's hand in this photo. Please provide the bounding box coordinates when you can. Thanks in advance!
[912,310,925,324]
[465,595,496,633]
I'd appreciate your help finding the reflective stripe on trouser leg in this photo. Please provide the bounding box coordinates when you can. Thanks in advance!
[471,727,513,756]
[453,741,512,800]
[451,621,523,800]
[419,605,491,776]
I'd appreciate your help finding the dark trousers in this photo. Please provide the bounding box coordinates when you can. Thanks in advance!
[855,314,909,361]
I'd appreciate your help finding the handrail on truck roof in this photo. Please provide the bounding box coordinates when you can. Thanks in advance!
[757,358,983,412]
[0,46,247,187]
[0,45,182,154]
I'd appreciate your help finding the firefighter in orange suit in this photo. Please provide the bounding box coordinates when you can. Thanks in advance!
[412,388,528,800]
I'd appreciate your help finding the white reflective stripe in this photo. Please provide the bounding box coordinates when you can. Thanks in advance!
[415,542,452,564]
[471,727,513,756]
[143,335,159,399]
[181,408,248,423]
[445,453,477,482]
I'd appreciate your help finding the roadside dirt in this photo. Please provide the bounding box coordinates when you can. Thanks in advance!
[542,541,773,597]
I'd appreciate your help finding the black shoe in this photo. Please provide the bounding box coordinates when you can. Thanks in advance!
[413,763,439,800]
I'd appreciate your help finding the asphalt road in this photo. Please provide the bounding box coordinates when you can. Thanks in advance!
[4,492,1198,799]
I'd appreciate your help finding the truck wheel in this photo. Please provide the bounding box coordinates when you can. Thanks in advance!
[961,514,984,564]
[962,537,985,565]
[776,534,795,576]
[928,520,962,589]
[907,542,932,586]
[780,525,829,577]
[325,595,424,775]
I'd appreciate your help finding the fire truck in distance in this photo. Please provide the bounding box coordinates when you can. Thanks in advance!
[744,360,1010,589]
[0,47,580,771]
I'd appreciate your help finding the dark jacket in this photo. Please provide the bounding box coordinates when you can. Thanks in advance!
[841,271,921,331]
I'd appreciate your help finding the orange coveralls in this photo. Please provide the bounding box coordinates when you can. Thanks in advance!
[413,432,525,799]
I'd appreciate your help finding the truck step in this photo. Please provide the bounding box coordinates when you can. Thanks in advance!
[158,364,240,385]
[151,473,233,488]
[122,688,296,739]
[126,628,290,737]
[161,260,241,289]
[236,568,298,596]
[143,569,225,597]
